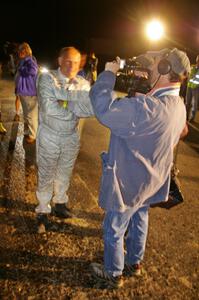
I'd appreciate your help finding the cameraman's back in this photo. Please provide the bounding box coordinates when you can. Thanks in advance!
[89,48,190,209]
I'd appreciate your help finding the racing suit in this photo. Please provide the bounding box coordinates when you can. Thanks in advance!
[35,69,93,214]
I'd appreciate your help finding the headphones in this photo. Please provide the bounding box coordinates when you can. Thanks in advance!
[157,51,172,75]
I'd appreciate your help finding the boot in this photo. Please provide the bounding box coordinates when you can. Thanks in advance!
[25,136,35,144]
[54,203,74,218]
[37,214,49,233]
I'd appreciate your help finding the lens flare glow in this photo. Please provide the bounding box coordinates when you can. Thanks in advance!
[40,66,49,73]
[146,20,164,41]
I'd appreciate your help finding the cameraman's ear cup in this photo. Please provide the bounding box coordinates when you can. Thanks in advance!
[158,59,172,75]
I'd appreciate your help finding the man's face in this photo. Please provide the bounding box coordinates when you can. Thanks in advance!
[58,49,81,79]
[18,49,26,59]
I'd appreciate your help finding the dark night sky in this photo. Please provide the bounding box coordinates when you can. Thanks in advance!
[1,0,199,64]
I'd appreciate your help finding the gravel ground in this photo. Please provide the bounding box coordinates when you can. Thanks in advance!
[0,79,198,299]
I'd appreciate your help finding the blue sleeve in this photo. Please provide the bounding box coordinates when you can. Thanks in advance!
[89,71,139,135]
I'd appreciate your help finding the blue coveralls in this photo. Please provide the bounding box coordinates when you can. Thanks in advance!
[90,70,186,276]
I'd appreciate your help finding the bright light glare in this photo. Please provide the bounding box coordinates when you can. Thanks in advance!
[146,20,164,41]
[40,66,49,73]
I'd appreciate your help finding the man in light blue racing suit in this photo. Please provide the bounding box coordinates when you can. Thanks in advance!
[88,48,190,288]
[35,47,93,229]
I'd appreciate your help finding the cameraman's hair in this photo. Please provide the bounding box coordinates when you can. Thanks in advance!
[59,46,80,57]
[169,70,184,83]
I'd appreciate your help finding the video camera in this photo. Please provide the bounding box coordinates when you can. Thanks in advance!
[115,57,151,96]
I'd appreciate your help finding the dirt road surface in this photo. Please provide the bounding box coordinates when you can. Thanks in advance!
[0,79,198,299]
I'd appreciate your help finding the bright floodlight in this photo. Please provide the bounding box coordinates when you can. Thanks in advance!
[146,20,164,41]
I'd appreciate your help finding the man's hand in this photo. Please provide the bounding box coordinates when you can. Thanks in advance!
[105,56,120,74]
[180,122,188,139]
[58,100,68,108]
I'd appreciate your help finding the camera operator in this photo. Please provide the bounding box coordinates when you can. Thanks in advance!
[89,48,190,288]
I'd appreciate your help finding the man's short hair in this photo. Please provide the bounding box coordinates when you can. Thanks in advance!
[58,47,80,58]
[169,70,182,82]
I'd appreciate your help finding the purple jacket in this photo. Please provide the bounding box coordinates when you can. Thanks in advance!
[15,56,38,96]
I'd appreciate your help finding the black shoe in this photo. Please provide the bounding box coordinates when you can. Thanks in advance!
[124,263,146,277]
[37,214,49,233]
[90,263,123,289]
[53,203,74,218]
[25,136,36,144]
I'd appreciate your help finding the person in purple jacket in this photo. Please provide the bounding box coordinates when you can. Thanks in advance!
[15,42,38,143]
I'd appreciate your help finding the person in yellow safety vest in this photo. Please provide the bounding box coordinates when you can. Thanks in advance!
[89,52,98,83]
[186,55,199,122]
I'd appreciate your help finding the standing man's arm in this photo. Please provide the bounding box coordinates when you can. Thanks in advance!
[66,81,94,117]
[180,122,188,139]
[68,99,94,117]
[38,72,79,101]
